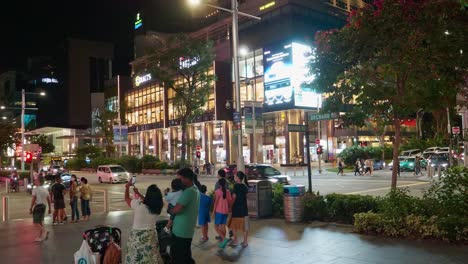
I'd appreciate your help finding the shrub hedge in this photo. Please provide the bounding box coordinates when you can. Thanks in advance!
[274,166,468,242]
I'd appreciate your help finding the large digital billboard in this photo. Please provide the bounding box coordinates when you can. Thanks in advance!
[263,42,321,110]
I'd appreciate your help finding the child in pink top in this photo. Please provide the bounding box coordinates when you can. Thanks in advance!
[212,178,232,241]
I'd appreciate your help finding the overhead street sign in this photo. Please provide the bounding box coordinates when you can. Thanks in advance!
[309,112,339,121]
[288,124,307,133]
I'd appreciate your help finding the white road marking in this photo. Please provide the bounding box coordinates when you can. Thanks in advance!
[344,182,430,195]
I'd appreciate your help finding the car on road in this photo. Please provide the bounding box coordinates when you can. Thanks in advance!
[399,157,428,171]
[49,165,65,175]
[373,160,385,170]
[428,153,449,170]
[97,165,130,184]
[224,164,290,184]
[423,147,440,154]
[27,173,72,194]
[400,149,422,157]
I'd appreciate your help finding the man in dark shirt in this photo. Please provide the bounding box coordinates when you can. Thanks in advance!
[50,175,66,224]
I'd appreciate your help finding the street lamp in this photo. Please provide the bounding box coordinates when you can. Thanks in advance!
[188,0,260,172]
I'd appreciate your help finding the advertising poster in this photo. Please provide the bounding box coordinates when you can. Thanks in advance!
[113,125,128,145]
[263,42,322,111]
[263,44,293,108]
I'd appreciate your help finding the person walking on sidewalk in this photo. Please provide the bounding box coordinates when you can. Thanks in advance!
[228,171,249,248]
[337,159,345,176]
[80,177,92,221]
[124,182,164,264]
[69,175,80,223]
[213,178,232,244]
[30,176,51,242]
[169,168,200,264]
[354,159,361,176]
[50,175,67,224]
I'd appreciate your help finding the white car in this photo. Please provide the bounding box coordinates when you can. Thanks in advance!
[97,165,130,184]
[400,149,421,157]
[423,147,440,154]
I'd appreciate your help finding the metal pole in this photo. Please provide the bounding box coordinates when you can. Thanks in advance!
[2,196,9,221]
[252,51,257,164]
[232,0,244,172]
[21,89,25,172]
[305,113,312,192]
[118,75,122,157]
[447,107,452,167]
[317,96,322,174]
[103,189,109,213]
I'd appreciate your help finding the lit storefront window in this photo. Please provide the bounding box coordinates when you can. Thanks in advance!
[126,83,164,126]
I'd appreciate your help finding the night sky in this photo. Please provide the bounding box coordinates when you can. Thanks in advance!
[0,0,195,75]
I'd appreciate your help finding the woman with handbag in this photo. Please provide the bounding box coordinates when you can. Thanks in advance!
[124,182,164,264]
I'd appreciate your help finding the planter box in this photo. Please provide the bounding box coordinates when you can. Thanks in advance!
[80,168,96,173]
[142,169,161,174]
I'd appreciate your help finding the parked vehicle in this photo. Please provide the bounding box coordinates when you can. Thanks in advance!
[373,160,385,170]
[399,149,421,157]
[423,147,440,154]
[224,164,290,184]
[97,165,130,184]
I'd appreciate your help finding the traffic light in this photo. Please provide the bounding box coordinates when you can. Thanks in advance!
[316,145,323,155]
[196,151,201,159]
[25,152,33,163]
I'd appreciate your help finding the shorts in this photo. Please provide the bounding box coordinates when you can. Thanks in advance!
[214,213,228,225]
[54,199,65,210]
[198,212,210,226]
[228,216,250,231]
[33,204,46,224]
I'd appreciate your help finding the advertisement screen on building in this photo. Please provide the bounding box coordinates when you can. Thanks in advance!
[263,42,321,110]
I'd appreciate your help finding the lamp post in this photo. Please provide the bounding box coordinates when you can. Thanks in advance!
[188,0,261,172]
[20,89,44,171]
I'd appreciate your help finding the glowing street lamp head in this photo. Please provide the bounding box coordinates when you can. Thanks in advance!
[239,46,249,57]
[0,106,5,110]
[2,116,6,120]
[40,92,46,96]
[188,0,202,6]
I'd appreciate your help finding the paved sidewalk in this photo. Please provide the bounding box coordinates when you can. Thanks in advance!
[1,211,467,264]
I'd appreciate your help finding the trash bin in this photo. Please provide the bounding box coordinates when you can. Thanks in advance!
[283,185,305,222]
[247,180,272,218]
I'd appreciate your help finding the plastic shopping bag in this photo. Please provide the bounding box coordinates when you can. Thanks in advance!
[74,240,97,264]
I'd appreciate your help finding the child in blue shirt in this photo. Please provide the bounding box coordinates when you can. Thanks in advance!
[198,185,212,243]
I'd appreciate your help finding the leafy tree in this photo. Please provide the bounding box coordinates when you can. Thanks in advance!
[150,34,215,161]
[0,123,19,166]
[75,145,103,160]
[28,134,55,154]
[310,0,466,188]
[94,110,117,156]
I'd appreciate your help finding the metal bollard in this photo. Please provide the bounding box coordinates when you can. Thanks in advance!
[5,179,9,194]
[428,166,433,178]
[103,190,109,213]
[2,196,9,222]
[438,166,442,178]
[23,178,28,192]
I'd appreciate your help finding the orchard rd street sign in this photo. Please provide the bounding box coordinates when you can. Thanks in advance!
[309,112,339,121]
[288,124,307,133]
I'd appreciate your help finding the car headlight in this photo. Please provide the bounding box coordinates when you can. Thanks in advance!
[113,173,118,177]
[286,176,291,182]
[44,184,50,189]
[442,163,448,167]
[431,164,435,167]
[126,173,130,176]
[27,184,32,189]
[269,178,279,183]
[409,162,414,166]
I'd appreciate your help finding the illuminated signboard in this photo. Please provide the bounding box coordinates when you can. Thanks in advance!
[263,42,321,111]
[259,1,275,11]
[41,77,58,84]
[135,74,152,87]
[179,56,200,69]
[135,13,142,30]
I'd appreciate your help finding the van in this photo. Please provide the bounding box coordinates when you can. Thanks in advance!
[97,165,130,184]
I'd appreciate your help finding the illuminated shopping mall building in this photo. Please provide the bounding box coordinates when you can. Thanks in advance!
[126,0,414,165]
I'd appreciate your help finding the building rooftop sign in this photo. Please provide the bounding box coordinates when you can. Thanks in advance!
[135,73,152,87]
[135,13,142,30]
[41,77,58,84]
[259,1,275,11]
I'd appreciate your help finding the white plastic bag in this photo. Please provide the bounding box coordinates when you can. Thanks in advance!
[74,240,98,264]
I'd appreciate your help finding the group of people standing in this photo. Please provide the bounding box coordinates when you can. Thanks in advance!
[29,174,92,242]
[124,167,250,264]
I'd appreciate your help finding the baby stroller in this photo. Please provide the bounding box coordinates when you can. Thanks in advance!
[156,219,172,264]
[84,226,122,263]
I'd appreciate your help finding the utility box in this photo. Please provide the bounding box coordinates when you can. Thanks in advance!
[247,180,272,218]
